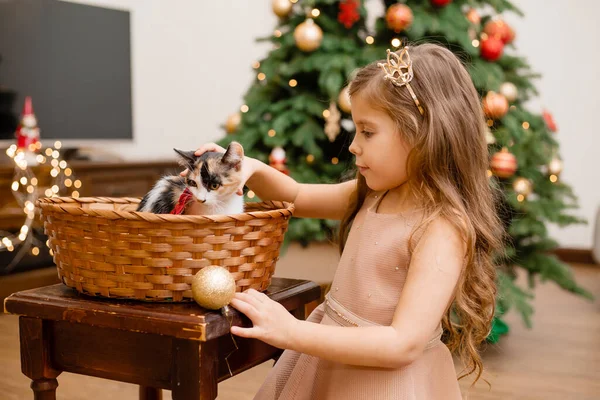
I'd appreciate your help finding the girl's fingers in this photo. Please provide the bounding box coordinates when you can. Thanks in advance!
[235,291,264,308]
[231,325,258,339]
[230,297,259,320]
[245,289,266,303]
[257,291,270,302]
[194,143,225,156]
[180,168,189,177]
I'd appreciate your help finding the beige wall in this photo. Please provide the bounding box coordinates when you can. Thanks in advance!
[62,0,599,249]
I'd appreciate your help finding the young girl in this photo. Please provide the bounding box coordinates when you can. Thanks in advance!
[189,43,503,399]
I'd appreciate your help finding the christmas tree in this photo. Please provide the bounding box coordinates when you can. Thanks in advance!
[220,0,591,341]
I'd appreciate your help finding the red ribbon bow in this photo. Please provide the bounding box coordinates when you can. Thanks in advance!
[170,187,194,215]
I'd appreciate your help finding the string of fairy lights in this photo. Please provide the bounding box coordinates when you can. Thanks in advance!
[2,141,81,270]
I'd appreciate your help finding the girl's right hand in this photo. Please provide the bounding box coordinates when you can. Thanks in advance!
[180,142,255,196]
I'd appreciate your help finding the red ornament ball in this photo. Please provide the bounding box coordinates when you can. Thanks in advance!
[484,19,515,44]
[491,148,517,178]
[431,0,452,7]
[386,4,413,33]
[480,36,504,61]
[483,91,509,120]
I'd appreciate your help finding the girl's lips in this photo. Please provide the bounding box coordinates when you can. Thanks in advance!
[356,165,368,173]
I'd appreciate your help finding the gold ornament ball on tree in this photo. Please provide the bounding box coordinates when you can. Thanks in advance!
[466,8,481,25]
[483,91,509,120]
[338,86,352,113]
[191,266,236,310]
[294,19,323,52]
[225,112,241,134]
[385,4,414,33]
[499,82,518,103]
[490,147,517,178]
[548,157,563,176]
[513,177,533,197]
[272,0,293,18]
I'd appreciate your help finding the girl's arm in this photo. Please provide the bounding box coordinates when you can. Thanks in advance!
[245,157,356,220]
[231,217,466,368]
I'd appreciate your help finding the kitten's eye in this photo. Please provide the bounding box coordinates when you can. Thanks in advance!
[210,182,220,190]
[187,180,197,187]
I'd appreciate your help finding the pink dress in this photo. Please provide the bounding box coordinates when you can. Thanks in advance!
[254,191,463,400]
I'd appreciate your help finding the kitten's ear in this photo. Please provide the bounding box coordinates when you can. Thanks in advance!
[173,148,198,170]
[221,142,244,171]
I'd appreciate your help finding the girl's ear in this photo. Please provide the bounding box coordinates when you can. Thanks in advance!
[173,149,198,171]
[221,142,244,171]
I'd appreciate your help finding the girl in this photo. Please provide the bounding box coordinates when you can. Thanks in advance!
[189,43,503,399]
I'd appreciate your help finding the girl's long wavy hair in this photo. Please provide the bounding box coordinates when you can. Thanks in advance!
[338,43,504,385]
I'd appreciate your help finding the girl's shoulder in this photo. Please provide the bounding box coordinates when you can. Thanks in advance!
[412,214,467,258]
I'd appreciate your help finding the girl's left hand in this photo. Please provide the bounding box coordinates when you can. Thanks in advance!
[230,289,299,349]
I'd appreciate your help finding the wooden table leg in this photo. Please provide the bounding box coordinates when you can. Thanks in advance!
[171,338,218,400]
[139,386,162,400]
[19,317,62,400]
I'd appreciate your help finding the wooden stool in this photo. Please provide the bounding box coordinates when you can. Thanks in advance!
[4,278,320,399]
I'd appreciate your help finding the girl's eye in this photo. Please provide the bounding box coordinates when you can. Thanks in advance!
[210,183,220,190]
[187,180,197,187]
[362,130,374,138]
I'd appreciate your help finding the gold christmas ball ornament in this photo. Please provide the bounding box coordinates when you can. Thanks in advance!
[225,112,241,134]
[548,157,563,176]
[513,177,533,197]
[499,82,518,103]
[483,91,509,120]
[191,266,236,310]
[466,8,481,25]
[272,0,293,18]
[294,19,323,52]
[338,86,351,113]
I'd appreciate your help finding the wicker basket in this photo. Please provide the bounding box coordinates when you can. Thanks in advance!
[36,196,294,302]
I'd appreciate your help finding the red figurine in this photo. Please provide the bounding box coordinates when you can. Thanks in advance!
[15,96,40,150]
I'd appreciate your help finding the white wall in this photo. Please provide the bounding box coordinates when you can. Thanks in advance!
[503,0,599,249]
[62,0,599,249]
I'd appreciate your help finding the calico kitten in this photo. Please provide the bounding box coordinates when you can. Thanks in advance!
[137,142,245,215]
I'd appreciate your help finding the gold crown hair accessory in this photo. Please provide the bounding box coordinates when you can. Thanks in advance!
[377,48,425,116]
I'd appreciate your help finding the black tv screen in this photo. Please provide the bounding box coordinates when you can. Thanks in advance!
[0,0,132,141]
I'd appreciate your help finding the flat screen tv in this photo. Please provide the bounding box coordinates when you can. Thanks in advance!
[0,0,132,145]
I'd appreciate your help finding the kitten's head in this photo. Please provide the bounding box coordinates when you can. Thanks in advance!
[174,142,244,205]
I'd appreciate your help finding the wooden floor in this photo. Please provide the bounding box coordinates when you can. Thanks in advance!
[1,263,598,399]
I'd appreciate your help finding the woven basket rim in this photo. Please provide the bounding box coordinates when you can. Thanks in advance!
[36,196,295,223]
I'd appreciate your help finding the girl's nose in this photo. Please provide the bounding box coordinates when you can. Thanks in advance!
[349,137,361,156]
